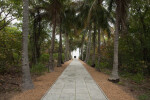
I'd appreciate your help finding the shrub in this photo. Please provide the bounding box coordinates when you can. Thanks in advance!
[31,63,47,75]
[53,53,58,60]
[39,53,49,64]
[131,73,144,84]
[138,94,150,100]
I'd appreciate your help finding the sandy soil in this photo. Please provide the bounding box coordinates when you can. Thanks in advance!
[80,60,136,100]
[10,60,72,100]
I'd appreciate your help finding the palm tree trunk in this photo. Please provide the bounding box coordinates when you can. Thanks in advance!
[85,27,92,63]
[81,32,85,60]
[92,23,96,67]
[32,15,37,65]
[97,28,101,71]
[64,32,69,61]
[67,38,71,60]
[57,20,62,67]
[48,21,56,72]
[22,0,34,90]
[108,0,120,82]
[81,45,84,60]
[36,10,41,59]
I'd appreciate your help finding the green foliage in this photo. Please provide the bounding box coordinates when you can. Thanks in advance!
[118,81,124,86]
[95,61,109,71]
[62,53,65,62]
[53,53,58,60]
[138,94,150,100]
[0,27,21,74]
[31,63,47,75]
[131,73,144,84]
[39,53,50,64]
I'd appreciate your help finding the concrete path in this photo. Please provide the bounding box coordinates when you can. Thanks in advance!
[41,59,108,100]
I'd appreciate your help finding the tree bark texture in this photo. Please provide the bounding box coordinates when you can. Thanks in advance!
[85,27,92,63]
[48,21,56,72]
[64,32,69,61]
[57,20,63,67]
[92,23,96,67]
[22,0,34,91]
[97,28,101,71]
[108,0,120,82]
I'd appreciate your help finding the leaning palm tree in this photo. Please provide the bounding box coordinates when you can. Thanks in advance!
[22,0,34,90]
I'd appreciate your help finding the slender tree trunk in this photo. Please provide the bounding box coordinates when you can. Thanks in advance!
[81,32,85,60]
[36,10,41,59]
[81,45,84,60]
[22,0,34,90]
[67,38,71,60]
[92,23,96,67]
[48,21,56,72]
[103,32,106,46]
[57,20,62,67]
[64,32,69,61]
[32,15,37,64]
[97,28,101,71]
[108,0,120,82]
[69,50,71,59]
[85,27,92,63]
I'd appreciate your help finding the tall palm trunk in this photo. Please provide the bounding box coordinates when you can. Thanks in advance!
[108,0,120,82]
[22,0,34,90]
[36,11,41,59]
[81,32,85,60]
[64,32,69,61]
[81,45,84,60]
[32,15,37,64]
[57,20,63,67]
[92,23,96,67]
[48,21,56,72]
[31,12,41,65]
[85,27,92,63]
[97,28,101,71]
[67,38,71,60]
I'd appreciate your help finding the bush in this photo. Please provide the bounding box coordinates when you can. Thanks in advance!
[53,53,58,60]
[138,94,150,100]
[62,53,65,62]
[31,63,47,75]
[131,73,144,84]
[39,53,49,64]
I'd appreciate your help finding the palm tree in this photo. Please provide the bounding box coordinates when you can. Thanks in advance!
[87,0,111,67]
[108,0,129,82]
[91,22,96,67]
[29,0,65,71]
[48,0,62,72]
[97,28,101,71]
[22,0,34,90]
[80,31,86,60]
[84,26,92,62]
[57,17,63,67]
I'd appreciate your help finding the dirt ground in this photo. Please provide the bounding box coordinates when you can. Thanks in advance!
[80,60,136,100]
[9,60,72,100]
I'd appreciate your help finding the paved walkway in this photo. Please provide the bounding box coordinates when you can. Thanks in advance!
[41,59,108,100]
